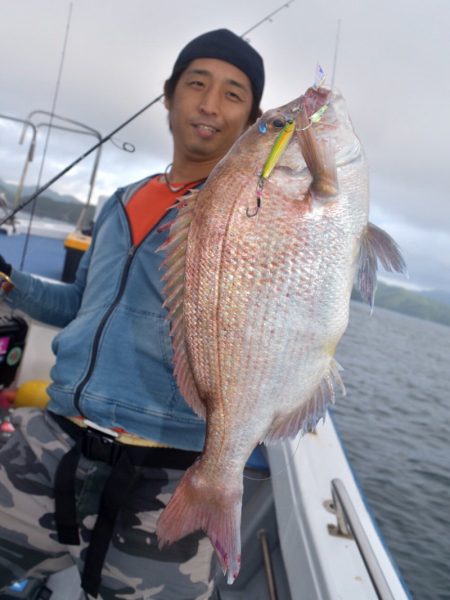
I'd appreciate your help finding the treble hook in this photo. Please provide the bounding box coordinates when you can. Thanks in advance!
[246,197,261,218]
[246,179,264,218]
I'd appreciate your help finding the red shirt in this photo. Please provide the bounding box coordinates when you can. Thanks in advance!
[126,176,202,246]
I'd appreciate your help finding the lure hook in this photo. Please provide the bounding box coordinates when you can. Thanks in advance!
[246,179,264,218]
[246,198,261,218]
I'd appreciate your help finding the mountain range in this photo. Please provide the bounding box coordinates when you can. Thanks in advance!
[352,282,450,327]
[0,178,94,225]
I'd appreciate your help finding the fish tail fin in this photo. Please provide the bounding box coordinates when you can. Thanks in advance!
[357,222,408,308]
[156,460,243,584]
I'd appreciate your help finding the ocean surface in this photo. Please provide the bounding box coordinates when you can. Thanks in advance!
[330,301,450,600]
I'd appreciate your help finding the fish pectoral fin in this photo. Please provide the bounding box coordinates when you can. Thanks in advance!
[356,222,407,309]
[265,359,346,442]
[297,116,339,202]
[157,189,206,418]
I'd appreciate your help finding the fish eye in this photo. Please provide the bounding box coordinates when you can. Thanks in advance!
[272,118,285,129]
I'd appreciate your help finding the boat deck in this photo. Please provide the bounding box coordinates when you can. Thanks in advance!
[0,232,66,280]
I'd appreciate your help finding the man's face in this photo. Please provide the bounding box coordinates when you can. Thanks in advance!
[165,58,254,165]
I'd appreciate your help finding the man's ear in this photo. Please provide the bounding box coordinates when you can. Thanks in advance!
[247,107,262,128]
[163,80,172,111]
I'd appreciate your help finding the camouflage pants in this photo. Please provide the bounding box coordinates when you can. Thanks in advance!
[0,408,217,599]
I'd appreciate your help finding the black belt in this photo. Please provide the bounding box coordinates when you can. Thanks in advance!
[50,411,200,598]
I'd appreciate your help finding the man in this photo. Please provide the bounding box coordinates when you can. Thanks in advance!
[0,29,264,599]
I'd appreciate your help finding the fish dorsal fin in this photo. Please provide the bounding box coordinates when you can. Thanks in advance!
[264,359,345,443]
[158,189,206,419]
[357,222,407,309]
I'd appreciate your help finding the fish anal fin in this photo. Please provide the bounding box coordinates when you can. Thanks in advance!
[157,189,206,418]
[265,359,345,442]
[357,222,407,308]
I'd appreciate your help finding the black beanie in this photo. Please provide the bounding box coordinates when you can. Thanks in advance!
[169,29,265,108]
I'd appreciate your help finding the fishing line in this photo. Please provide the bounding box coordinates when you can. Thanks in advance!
[0,0,296,227]
[19,2,73,270]
[330,19,341,92]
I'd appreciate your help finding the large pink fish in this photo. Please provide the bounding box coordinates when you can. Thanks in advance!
[156,84,405,582]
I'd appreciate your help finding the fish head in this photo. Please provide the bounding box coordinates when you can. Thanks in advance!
[224,85,358,181]
[256,85,362,172]
[204,82,367,219]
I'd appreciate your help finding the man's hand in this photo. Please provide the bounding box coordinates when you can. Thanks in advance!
[0,255,11,277]
[0,255,14,296]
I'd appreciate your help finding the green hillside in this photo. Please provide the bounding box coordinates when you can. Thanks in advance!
[0,179,95,225]
[352,282,450,327]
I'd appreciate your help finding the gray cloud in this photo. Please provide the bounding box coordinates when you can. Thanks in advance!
[1,0,449,292]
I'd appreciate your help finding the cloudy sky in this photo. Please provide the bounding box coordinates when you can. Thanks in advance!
[1,0,449,292]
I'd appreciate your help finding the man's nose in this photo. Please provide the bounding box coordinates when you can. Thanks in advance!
[198,87,220,115]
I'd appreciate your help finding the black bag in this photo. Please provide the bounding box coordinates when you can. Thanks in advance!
[0,316,28,389]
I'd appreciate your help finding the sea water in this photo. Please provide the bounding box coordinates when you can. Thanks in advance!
[331,301,450,600]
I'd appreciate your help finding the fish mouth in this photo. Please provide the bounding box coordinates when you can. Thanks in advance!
[281,87,332,126]
[301,86,332,118]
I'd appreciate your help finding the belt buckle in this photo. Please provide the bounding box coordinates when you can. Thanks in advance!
[83,419,119,438]
[82,423,122,466]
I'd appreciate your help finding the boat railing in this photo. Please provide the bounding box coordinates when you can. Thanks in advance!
[328,478,396,600]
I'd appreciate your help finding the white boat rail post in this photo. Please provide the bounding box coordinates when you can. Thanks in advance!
[34,122,101,230]
[0,115,37,212]
[19,110,104,231]
[329,478,396,600]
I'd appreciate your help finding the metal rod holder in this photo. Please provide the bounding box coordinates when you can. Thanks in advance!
[258,529,279,600]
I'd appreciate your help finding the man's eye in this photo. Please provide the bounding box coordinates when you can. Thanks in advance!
[189,80,204,87]
[227,91,242,101]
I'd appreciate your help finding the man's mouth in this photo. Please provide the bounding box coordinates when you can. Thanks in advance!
[193,123,220,138]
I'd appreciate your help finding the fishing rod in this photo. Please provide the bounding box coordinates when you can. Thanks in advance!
[0,1,295,227]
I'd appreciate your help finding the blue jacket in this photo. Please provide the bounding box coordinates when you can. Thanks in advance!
[7,176,207,451]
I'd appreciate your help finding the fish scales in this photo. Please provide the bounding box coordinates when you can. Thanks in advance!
[185,178,344,418]
[188,192,304,427]
[156,85,406,583]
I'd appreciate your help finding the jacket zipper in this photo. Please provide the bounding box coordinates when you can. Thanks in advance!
[73,245,136,415]
[72,175,196,416]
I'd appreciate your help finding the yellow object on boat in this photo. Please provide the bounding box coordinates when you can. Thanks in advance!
[64,230,91,252]
[14,380,50,408]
